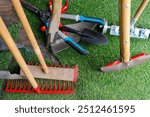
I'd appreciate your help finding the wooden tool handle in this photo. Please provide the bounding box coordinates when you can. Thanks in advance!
[48,0,62,43]
[119,0,131,63]
[52,0,62,24]
[134,0,149,20]
[11,0,49,74]
[0,17,40,93]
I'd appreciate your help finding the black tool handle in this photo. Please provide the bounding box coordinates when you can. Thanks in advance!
[61,26,83,35]
[61,26,93,38]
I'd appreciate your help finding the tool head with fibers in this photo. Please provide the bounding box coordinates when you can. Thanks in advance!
[0,62,78,94]
[5,79,75,94]
[4,63,78,94]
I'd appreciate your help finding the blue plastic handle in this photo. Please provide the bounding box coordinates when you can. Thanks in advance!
[45,22,49,28]
[45,22,89,55]
[64,37,89,55]
[79,16,105,26]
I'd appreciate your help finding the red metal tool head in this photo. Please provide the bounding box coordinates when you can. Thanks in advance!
[101,53,150,72]
[5,80,74,94]
[5,64,78,94]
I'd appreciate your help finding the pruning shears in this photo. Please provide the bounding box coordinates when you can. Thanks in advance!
[41,0,69,32]
[21,0,89,55]
[20,0,62,32]
[49,0,69,14]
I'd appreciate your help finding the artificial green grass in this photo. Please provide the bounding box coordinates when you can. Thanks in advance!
[0,0,150,100]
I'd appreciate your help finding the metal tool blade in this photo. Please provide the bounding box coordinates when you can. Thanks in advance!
[0,71,24,79]
[21,0,50,24]
[61,26,108,45]
[101,54,150,72]
[20,0,46,16]
[51,22,97,53]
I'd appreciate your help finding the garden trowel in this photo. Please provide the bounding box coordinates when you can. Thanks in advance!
[0,22,96,53]
[20,0,97,53]
[51,22,97,53]
[61,25,108,45]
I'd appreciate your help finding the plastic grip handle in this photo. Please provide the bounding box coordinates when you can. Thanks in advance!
[79,16,105,25]
[64,37,89,55]
[61,26,82,35]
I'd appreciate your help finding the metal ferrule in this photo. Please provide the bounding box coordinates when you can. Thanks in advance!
[130,19,137,28]
[102,21,108,33]
[61,14,80,21]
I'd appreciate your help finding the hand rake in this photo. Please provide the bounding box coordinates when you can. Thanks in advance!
[0,16,40,93]
[101,0,150,72]
[0,0,79,94]
[100,0,150,39]
[0,15,78,94]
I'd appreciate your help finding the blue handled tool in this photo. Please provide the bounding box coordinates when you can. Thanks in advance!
[44,20,89,55]
[20,0,95,55]
[58,31,89,55]
[61,14,106,26]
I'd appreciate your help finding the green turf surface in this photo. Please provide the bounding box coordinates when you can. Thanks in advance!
[0,0,150,100]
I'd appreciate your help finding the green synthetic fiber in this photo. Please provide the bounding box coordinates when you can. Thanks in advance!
[0,0,150,100]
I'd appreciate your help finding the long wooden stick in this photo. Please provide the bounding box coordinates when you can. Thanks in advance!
[119,0,131,63]
[11,0,49,74]
[131,0,149,26]
[48,0,62,43]
[0,17,40,93]
[133,0,149,21]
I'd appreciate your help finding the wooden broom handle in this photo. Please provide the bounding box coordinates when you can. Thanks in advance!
[48,0,62,43]
[52,0,62,24]
[0,17,40,92]
[133,0,149,21]
[11,0,49,74]
[119,0,131,63]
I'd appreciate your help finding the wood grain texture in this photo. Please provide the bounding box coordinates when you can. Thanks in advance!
[49,0,62,43]
[0,17,38,89]
[134,0,149,20]
[119,0,131,63]
[20,65,76,81]
[11,0,49,74]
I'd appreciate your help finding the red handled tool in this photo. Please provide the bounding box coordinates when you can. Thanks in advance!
[41,0,69,32]
[49,0,69,14]
[21,0,89,55]
[20,0,68,33]
[101,0,150,72]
